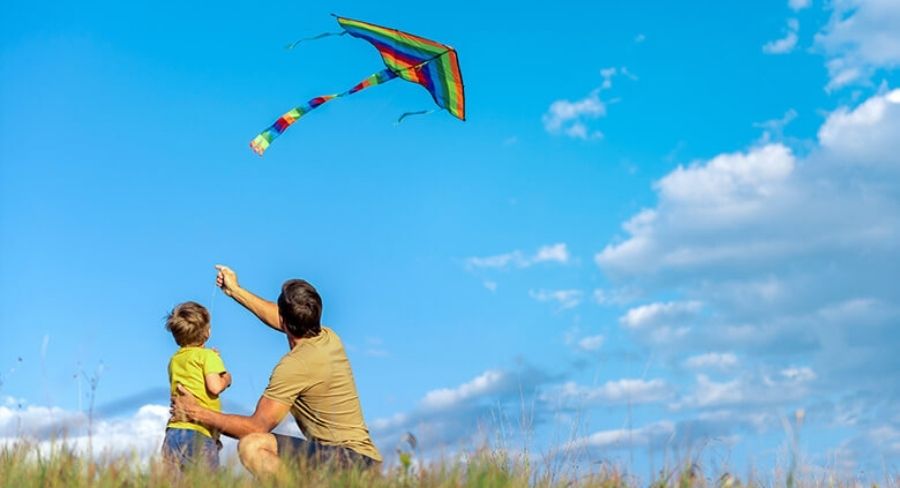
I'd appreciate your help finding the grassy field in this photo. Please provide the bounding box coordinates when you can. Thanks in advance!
[0,440,889,488]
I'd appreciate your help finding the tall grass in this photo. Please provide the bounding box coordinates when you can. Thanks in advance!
[0,440,889,488]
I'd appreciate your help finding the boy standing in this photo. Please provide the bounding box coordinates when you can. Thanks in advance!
[162,301,232,469]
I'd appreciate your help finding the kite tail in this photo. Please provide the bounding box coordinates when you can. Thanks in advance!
[396,110,434,123]
[250,69,398,156]
[284,31,346,50]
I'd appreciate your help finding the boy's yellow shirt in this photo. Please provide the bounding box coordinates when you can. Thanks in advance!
[167,346,226,438]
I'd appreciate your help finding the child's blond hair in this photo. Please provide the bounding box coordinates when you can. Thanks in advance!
[165,301,210,347]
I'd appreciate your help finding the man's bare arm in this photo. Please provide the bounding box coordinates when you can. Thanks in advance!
[173,384,290,438]
[215,265,283,332]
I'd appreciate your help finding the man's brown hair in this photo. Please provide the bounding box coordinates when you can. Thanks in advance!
[165,301,210,347]
[277,280,322,339]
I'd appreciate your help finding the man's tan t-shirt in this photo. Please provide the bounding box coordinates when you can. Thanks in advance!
[263,326,382,462]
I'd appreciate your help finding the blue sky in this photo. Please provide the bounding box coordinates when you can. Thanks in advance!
[2,0,900,480]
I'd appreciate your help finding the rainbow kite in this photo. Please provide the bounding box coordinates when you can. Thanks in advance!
[250,15,466,156]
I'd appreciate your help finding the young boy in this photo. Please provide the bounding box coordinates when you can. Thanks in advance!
[162,301,232,470]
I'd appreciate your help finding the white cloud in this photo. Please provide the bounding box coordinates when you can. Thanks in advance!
[596,144,798,275]
[543,378,672,406]
[543,90,606,140]
[370,365,556,455]
[684,352,739,370]
[817,88,900,166]
[532,243,570,264]
[594,90,900,468]
[420,370,506,411]
[620,301,702,329]
[676,367,818,410]
[543,67,634,140]
[562,420,675,452]
[781,366,817,382]
[465,243,569,270]
[634,33,646,44]
[680,375,745,408]
[763,18,799,54]
[0,404,169,460]
[529,289,584,310]
[600,67,617,89]
[577,335,604,352]
[593,287,640,306]
[754,109,798,143]
[789,0,811,11]
[815,0,900,90]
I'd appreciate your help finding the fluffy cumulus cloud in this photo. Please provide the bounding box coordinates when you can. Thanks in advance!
[0,403,170,459]
[815,0,900,90]
[595,89,900,468]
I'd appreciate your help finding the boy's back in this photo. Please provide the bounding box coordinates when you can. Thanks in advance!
[162,301,230,470]
[167,346,226,438]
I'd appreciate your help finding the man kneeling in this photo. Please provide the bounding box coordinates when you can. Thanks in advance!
[172,266,381,476]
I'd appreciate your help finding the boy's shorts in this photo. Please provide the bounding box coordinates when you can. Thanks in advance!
[162,427,220,470]
[273,433,378,469]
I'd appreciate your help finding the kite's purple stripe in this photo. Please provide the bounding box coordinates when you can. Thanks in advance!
[334,15,465,121]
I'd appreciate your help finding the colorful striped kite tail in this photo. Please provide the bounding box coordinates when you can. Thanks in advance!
[249,69,398,156]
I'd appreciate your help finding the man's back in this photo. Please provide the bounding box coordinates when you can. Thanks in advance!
[263,326,381,462]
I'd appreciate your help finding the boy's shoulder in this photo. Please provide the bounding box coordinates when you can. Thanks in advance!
[171,346,219,362]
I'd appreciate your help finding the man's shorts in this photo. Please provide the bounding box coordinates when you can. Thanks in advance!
[273,433,378,469]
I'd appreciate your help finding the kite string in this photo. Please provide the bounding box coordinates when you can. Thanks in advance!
[209,276,218,319]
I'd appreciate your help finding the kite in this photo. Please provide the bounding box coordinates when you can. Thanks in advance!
[250,15,466,156]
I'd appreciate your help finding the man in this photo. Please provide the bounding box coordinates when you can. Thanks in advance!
[171,265,382,476]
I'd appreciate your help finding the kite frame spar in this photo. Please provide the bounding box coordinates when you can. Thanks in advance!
[249,15,465,156]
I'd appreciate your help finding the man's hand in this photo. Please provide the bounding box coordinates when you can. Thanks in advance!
[214,265,283,332]
[215,265,240,297]
[171,384,205,423]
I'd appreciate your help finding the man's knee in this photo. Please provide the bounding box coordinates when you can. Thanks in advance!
[238,433,276,467]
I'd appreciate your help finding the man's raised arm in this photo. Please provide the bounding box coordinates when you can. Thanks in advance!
[215,265,283,332]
